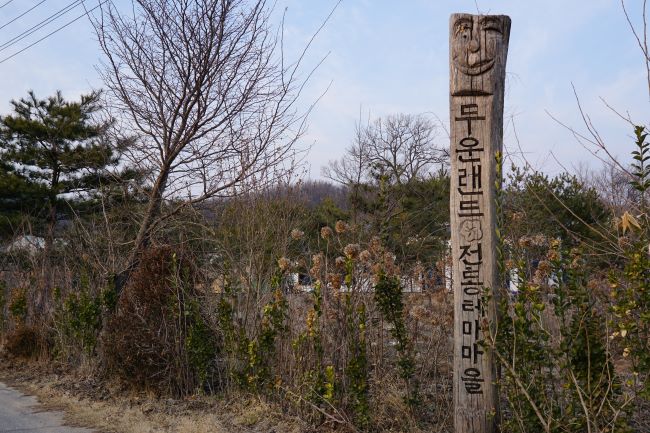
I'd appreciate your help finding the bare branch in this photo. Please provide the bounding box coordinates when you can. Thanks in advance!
[88,0,333,276]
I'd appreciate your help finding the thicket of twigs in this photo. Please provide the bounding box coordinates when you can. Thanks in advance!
[0,211,457,432]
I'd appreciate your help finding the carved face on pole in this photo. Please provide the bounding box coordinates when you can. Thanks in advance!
[450,14,511,96]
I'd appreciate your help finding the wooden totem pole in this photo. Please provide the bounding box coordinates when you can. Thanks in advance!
[449,13,511,433]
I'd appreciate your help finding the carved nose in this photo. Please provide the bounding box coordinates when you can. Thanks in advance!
[469,39,480,53]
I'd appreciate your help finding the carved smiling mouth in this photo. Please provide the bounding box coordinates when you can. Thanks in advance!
[454,57,495,76]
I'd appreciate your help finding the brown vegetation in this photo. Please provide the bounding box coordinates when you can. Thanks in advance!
[101,246,214,396]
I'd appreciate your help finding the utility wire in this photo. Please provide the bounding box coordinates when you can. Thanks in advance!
[0,0,84,52]
[0,0,106,65]
[0,0,48,32]
[0,0,15,10]
[0,0,82,50]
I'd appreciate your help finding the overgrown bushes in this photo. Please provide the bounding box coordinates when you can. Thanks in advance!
[101,246,217,396]
[486,126,650,432]
[200,227,452,431]
[267,232,449,431]
[492,242,626,432]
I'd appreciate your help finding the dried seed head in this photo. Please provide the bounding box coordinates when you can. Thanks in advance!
[320,226,334,240]
[359,249,372,264]
[369,236,382,254]
[290,229,304,240]
[537,260,551,274]
[312,253,324,266]
[310,253,325,276]
[277,257,290,272]
[327,273,342,290]
[518,236,532,248]
[335,220,348,234]
[532,234,547,247]
[343,243,361,260]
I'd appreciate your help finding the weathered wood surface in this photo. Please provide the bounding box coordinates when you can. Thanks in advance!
[449,13,511,433]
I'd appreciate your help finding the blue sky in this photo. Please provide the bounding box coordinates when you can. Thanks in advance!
[0,0,647,179]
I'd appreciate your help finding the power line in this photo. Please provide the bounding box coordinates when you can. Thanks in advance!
[0,0,16,10]
[0,0,84,52]
[0,0,48,31]
[0,1,106,65]
[0,0,82,51]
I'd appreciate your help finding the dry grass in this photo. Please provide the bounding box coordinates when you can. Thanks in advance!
[0,358,311,433]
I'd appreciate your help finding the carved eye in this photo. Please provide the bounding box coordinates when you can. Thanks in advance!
[455,21,472,39]
[481,19,502,34]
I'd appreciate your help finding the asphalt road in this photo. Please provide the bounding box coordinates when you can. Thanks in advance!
[0,382,94,433]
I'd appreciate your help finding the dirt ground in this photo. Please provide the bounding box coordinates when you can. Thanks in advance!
[0,357,317,433]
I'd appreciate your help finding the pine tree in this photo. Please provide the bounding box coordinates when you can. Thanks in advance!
[0,90,121,313]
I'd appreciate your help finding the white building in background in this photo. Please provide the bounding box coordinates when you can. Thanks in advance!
[2,235,45,255]
[2,235,68,256]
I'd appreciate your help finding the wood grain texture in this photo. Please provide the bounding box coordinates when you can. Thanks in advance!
[449,13,510,433]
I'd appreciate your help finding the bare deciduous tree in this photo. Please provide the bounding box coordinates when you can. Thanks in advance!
[324,113,447,187]
[92,0,323,278]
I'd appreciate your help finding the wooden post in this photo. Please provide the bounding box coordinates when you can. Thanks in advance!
[449,13,511,433]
